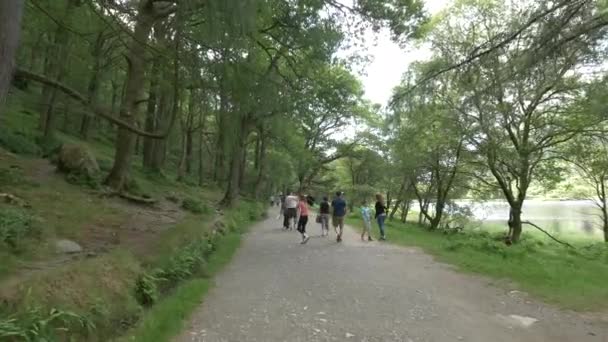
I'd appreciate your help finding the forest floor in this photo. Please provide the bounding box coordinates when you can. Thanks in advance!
[0,109,265,340]
[176,207,608,342]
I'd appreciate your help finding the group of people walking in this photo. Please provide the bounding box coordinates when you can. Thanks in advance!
[273,191,388,245]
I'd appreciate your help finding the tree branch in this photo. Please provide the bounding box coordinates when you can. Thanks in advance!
[522,221,575,248]
[15,68,174,139]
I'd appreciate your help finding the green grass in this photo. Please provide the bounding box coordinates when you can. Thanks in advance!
[119,232,243,342]
[346,214,608,311]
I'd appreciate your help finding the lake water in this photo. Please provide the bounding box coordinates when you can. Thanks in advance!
[459,200,603,238]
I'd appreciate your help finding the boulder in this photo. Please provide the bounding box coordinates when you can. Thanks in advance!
[55,239,83,254]
[56,144,100,179]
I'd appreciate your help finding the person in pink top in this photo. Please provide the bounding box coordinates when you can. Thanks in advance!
[297,194,310,244]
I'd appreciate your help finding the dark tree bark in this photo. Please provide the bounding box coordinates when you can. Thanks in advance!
[197,106,207,186]
[254,130,268,199]
[40,0,79,138]
[400,200,411,223]
[142,58,160,169]
[80,32,106,139]
[213,72,229,183]
[0,0,23,111]
[389,199,402,220]
[220,116,251,207]
[105,1,158,190]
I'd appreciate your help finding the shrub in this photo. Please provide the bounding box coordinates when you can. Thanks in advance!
[181,198,209,215]
[0,307,95,341]
[134,271,163,306]
[0,127,40,156]
[97,158,113,172]
[0,167,26,187]
[0,207,37,249]
[150,236,212,296]
[36,135,62,158]
[65,172,102,189]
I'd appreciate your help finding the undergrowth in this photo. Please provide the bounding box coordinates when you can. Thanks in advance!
[0,307,95,341]
[0,207,38,250]
[180,197,210,215]
[0,201,264,341]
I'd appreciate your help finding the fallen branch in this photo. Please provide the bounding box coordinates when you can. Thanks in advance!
[118,192,158,205]
[14,68,175,139]
[522,221,575,248]
[0,193,30,208]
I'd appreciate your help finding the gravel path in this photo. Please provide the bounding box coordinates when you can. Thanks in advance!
[175,209,608,342]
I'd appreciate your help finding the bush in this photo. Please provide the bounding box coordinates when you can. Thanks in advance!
[0,167,26,187]
[0,207,37,249]
[0,307,95,341]
[65,172,102,189]
[0,127,40,156]
[36,135,62,158]
[134,272,163,306]
[181,198,209,215]
[97,158,113,172]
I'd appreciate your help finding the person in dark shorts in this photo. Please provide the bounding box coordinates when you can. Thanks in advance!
[319,196,330,236]
[297,194,310,244]
[331,191,347,242]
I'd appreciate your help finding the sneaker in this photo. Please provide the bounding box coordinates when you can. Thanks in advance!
[368,237,373,241]
[380,236,386,241]
[337,235,342,243]
[301,236,310,244]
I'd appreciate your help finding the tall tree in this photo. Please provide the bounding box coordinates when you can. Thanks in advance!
[0,0,24,111]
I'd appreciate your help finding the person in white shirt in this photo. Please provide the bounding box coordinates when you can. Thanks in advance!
[283,192,299,230]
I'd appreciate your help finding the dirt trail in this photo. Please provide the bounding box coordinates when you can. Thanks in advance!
[176,208,608,342]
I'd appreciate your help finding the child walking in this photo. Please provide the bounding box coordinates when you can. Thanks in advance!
[297,195,311,244]
[360,200,373,241]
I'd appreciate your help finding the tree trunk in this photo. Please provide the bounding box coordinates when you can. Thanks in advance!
[238,141,247,191]
[214,114,225,182]
[389,199,402,221]
[177,131,188,181]
[213,64,229,183]
[28,31,43,73]
[61,97,70,132]
[105,3,156,190]
[602,210,608,243]
[80,32,105,140]
[0,0,23,112]
[401,200,411,223]
[253,136,260,171]
[40,0,78,138]
[184,88,195,175]
[198,110,206,186]
[430,198,446,230]
[142,59,159,170]
[508,205,523,243]
[185,128,193,173]
[254,132,267,199]
[220,117,250,207]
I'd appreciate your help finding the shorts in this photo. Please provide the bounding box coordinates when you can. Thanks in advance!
[332,215,345,227]
[363,220,372,232]
[286,208,297,219]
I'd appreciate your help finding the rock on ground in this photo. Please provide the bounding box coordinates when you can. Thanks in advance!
[56,143,100,178]
[54,239,83,254]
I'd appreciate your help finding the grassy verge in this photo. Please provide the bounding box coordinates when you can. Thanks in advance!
[346,214,608,311]
[120,232,242,342]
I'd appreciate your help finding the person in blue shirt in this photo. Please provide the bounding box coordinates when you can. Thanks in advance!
[360,200,373,242]
[331,191,347,242]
